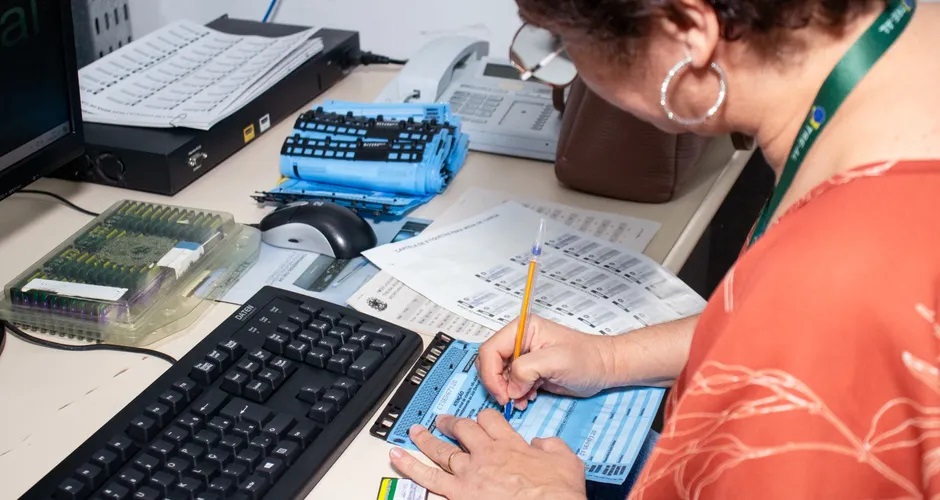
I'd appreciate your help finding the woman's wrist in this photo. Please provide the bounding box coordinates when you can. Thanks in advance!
[602,315,699,388]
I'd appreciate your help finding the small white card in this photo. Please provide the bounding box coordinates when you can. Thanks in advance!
[376,477,429,500]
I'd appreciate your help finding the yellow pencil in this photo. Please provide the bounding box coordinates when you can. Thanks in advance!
[505,218,546,419]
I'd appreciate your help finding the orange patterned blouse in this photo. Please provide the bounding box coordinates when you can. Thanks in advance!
[631,160,940,499]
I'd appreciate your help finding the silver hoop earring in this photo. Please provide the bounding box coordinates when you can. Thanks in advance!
[660,56,727,126]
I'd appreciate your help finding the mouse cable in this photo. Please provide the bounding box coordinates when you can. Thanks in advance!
[16,189,100,217]
[0,320,177,365]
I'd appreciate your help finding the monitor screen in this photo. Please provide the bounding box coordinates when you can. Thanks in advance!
[0,0,83,200]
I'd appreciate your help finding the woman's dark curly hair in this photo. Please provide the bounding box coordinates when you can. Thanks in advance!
[517,0,884,58]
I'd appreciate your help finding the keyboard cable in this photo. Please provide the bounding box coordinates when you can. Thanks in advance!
[0,320,177,365]
[16,189,101,217]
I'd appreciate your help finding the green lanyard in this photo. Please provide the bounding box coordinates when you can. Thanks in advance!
[748,0,916,247]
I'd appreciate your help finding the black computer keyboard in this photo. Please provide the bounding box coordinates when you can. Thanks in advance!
[23,286,423,500]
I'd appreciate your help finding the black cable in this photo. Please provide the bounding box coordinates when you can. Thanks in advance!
[0,320,177,365]
[16,189,100,217]
[357,51,408,66]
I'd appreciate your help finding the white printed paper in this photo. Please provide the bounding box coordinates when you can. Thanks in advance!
[348,193,663,340]
[363,202,704,335]
[22,279,128,302]
[79,20,323,130]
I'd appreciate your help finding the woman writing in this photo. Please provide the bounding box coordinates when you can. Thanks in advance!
[389,0,940,497]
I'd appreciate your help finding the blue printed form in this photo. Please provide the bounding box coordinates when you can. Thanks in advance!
[383,337,663,484]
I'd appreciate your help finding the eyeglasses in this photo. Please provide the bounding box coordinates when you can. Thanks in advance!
[509,23,578,87]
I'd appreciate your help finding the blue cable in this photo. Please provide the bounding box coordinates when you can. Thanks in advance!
[262,0,278,22]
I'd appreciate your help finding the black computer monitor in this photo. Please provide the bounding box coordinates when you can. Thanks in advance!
[0,0,84,201]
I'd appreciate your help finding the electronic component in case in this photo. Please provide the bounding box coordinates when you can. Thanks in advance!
[0,200,261,346]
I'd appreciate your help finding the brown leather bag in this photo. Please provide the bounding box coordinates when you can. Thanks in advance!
[553,78,714,203]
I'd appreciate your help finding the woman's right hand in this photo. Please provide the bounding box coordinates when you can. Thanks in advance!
[477,315,617,410]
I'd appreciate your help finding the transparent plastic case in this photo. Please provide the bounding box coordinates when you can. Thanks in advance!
[0,200,261,346]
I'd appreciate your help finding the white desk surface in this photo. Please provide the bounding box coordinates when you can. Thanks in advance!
[0,65,751,499]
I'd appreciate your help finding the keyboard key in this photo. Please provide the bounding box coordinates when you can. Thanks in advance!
[306,319,330,336]
[243,380,273,403]
[164,457,192,480]
[247,348,273,366]
[256,368,284,389]
[319,309,343,327]
[317,336,341,355]
[127,415,158,442]
[147,440,176,461]
[189,461,219,484]
[220,370,250,396]
[284,340,308,361]
[205,349,232,371]
[287,312,311,328]
[271,441,301,466]
[349,350,383,381]
[269,356,297,377]
[348,332,371,349]
[326,326,352,343]
[296,330,321,348]
[91,448,121,476]
[55,477,86,500]
[191,390,229,419]
[190,361,219,385]
[368,338,394,358]
[132,486,161,500]
[148,471,175,495]
[180,442,207,463]
[308,400,337,424]
[217,339,245,359]
[162,426,190,446]
[249,435,275,455]
[327,353,352,374]
[298,303,322,318]
[304,347,330,368]
[360,323,403,346]
[231,421,260,441]
[194,429,220,448]
[297,384,325,404]
[275,322,300,337]
[175,414,204,434]
[205,448,233,468]
[221,399,272,426]
[322,389,349,409]
[117,468,146,490]
[285,418,321,448]
[220,434,246,454]
[107,435,138,462]
[235,448,263,468]
[255,457,286,482]
[235,358,262,377]
[264,332,290,354]
[132,454,162,479]
[173,476,204,497]
[159,390,187,414]
[208,476,236,496]
[238,474,270,500]
[333,377,360,398]
[338,316,362,332]
[262,414,294,440]
[222,462,249,482]
[339,343,363,359]
[206,416,233,436]
[143,402,172,427]
[100,482,130,500]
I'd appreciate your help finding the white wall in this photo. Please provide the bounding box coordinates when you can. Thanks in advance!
[128,0,523,60]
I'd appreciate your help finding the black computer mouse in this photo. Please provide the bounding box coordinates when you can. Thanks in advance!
[259,201,378,259]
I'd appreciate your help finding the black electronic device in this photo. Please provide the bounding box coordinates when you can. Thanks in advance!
[259,200,378,259]
[52,17,362,196]
[0,0,85,201]
[22,286,423,499]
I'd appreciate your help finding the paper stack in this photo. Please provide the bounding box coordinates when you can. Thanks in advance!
[253,101,470,218]
[79,20,324,130]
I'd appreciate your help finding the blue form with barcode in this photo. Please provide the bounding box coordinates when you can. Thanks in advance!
[384,338,663,484]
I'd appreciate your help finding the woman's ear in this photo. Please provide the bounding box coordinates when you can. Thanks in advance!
[659,0,722,69]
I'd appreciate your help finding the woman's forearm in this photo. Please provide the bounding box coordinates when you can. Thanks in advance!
[603,314,699,388]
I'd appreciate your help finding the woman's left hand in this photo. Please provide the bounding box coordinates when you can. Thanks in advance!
[389,408,587,500]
